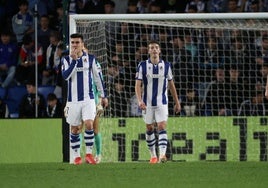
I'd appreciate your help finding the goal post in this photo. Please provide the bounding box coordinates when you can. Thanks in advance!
[67,13,268,163]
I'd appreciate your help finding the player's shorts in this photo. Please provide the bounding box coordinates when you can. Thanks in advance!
[64,99,96,126]
[142,105,168,124]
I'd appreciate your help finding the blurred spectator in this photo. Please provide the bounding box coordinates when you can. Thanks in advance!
[205,66,230,116]
[42,31,62,85]
[53,42,66,99]
[11,0,34,46]
[180,87,201,116]
[83,0,105,14]
[44,92,62,118]
[260,0,268,11]
[68,0,85,14]
[113,0,128,13]
[205,0,225,13]
[0,30,19,88]
[50,3,64,36]
[137,0,149,13]
[185,0,206,13]
[249,0,261,12]
[238,90,268,116]
[107,60,119,85]
[18,79,46,118]
[126,0,139,13]
[224,63,247,116]
[104,0,116,14]
[134,41,148,62]
[225,0,241,12]
[110,77,129,117]
[37,15,53,59]
[253,59,268,95]
[255,34,268,66]
[115,22,136,59]
[15,34,43,85]
[111,40,124,68]
[162,0,187,13]
[156,27,173,62]
[148,0,162,13]
[172,34,194,94]
[186,4,198,13]
[242,0,261,12]
[228,35,255,96]
[198,36,225,83]
[28,0,55,17]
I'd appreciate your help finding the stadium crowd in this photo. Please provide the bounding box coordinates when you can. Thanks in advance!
[1,0,268,118]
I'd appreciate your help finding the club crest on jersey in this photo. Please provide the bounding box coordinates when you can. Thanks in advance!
[83,57,87,62]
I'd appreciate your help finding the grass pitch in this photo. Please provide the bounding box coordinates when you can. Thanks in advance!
[0,162,268,188]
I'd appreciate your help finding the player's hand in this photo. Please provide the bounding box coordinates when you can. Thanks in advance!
[265,88,268,99]
[70,48,78,60]
[174,103,181,114]
[101,97,108,108]
[138,101,146,110]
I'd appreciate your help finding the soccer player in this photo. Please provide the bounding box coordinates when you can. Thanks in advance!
[62,33,108,165]
[135,40,181,164]
[93,95,104,163]
[92,69,104,164]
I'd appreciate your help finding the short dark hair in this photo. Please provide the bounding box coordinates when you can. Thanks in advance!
[147,40,160,47]
[18,0,29,6]
[70,33,83,41]
[22,34,33,45]
[104,0,115,7]
[47,93,57,101]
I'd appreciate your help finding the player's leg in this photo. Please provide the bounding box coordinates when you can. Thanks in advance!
[94,100,104,163]
[144,108,157,164]
[93,114,102,163]
[65,103,83,165]
[82,100,97,164]
[156,121,167,163]
[155,105,168,163]
[70,125,83,165]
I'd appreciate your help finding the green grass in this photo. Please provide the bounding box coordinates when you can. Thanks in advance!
[0,162,268,188]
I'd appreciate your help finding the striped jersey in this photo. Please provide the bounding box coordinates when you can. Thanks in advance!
[136,59,173,107]
[62,52,107,102]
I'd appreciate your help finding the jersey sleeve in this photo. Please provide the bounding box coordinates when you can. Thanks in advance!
[136,61,144,80]
[91,58,107,98]
[166,62,173,81]
[61,55,77,80]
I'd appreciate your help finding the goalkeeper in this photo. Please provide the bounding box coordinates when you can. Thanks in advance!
[93,82,104,163]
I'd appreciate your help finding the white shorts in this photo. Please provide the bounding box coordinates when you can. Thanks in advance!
[65,99,96,126]
[142,105,168,124]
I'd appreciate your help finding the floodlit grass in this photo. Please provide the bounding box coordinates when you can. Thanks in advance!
[0,162,268,188]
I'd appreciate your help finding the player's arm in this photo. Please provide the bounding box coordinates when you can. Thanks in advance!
[168,80,181,114]
[135,79,146,110]
[92,58,108,107]
[61,56,78,80]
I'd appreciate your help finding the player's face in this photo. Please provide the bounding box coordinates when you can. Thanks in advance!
[70,38,84,52]
[148,43,161,58]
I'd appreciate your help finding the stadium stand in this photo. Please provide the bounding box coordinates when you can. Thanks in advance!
[5,86,27,118]
[38,85,56,102]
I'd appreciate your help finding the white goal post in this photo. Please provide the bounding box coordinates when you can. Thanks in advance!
[68,13,268,163]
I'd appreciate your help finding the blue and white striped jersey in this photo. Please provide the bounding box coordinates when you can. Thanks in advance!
[136,59,173,107]
[62,52,107,102]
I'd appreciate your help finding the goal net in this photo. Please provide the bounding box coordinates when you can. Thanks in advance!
[69,13,268,162]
